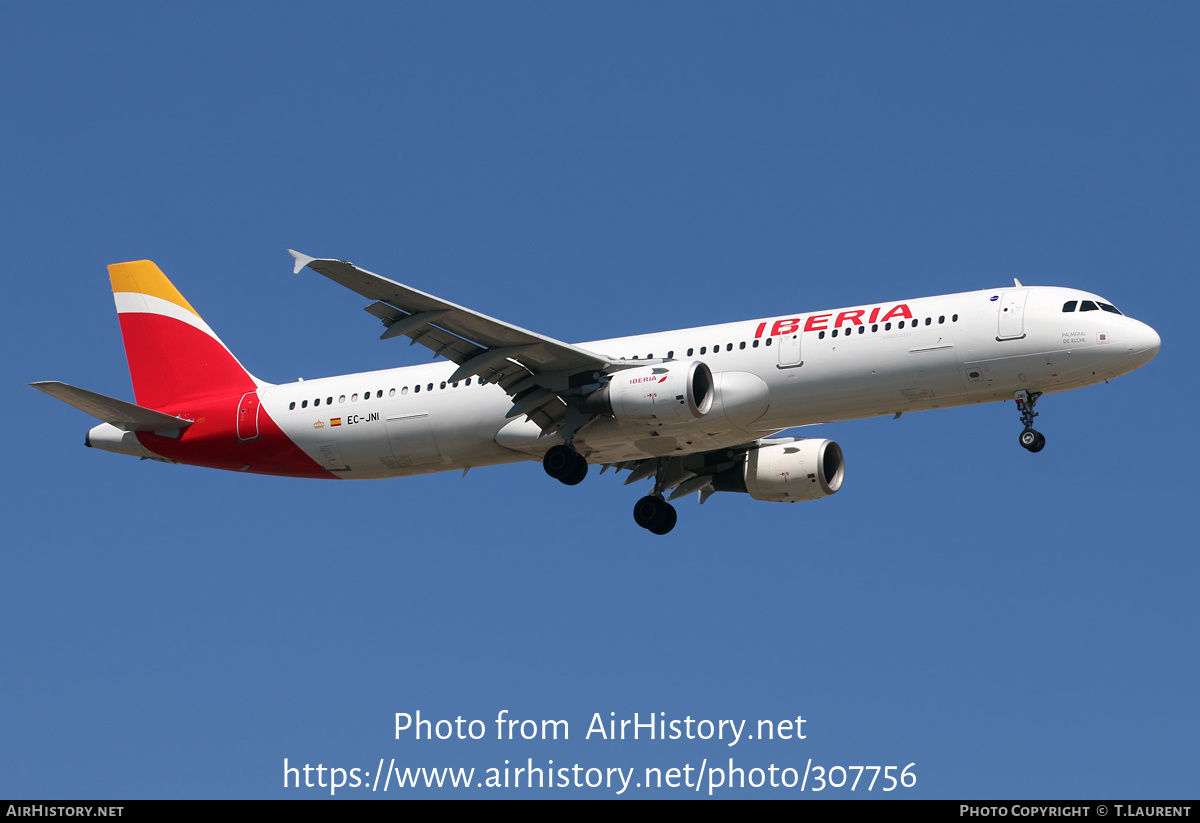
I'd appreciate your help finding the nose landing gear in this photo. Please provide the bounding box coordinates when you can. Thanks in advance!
[1015,390,1046,453]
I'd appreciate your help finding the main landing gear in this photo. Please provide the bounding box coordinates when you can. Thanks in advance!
[633,494,677,535]
[544,446,679,535]
[543,444,588,485]
[631,457,679,535]
[1015,390,1046,453]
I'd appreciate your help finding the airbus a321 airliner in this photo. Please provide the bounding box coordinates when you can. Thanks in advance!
[33,252,1160,535]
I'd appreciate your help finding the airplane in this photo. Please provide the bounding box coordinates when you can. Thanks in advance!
[32,252,1161,535]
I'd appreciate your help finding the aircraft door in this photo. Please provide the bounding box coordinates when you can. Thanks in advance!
[997,290,1029,340]
[237,391,261,442]
[907,345,967,401]
[777,332,803,368]
[385,412,444,467]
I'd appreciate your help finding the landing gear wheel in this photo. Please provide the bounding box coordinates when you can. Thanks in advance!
[648,505,678,535]
[1014,390,1046,454]
[1019,428,1046,453]
[633,495,676,534]
[561,453,588,485]
[544,444,587,485]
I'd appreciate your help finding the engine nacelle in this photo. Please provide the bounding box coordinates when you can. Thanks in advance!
[713,439,845,502]
[584,362,714,426]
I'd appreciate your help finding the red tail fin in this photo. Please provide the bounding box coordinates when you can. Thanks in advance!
[108,261,259,410]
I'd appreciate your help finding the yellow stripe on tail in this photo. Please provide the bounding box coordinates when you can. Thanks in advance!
[108,260,200,318]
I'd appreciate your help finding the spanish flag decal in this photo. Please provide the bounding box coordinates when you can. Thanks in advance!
[331,418,342,427]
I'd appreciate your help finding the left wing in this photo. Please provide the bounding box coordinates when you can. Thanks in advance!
[289,250,638,433]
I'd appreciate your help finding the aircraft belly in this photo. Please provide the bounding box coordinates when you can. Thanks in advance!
[576,415,768,463]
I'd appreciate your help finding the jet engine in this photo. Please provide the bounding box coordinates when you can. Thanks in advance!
[582,362,714,426]
[712,438,845,502]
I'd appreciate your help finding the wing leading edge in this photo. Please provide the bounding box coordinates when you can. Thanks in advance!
[289,250,627,433]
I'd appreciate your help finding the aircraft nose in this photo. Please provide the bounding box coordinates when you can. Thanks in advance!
[1126,321,1161,368]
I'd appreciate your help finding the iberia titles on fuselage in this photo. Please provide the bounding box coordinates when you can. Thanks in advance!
[32,253,1160,535]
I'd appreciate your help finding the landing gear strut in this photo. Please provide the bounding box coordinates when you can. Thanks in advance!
[543,444,588,485]
[1015,390,1046,453]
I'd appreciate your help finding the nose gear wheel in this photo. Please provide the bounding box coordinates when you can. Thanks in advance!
[1014,390,1045,453]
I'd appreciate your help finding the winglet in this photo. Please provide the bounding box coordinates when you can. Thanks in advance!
[288,249,317,275]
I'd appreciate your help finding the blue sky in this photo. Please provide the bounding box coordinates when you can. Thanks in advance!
[2,3,1196,798]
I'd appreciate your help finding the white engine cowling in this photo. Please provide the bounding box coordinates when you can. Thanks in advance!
[594,362,715,426]
[714,439,845,502]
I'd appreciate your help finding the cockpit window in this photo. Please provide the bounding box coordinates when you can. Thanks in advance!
[1062,301,1078,312]
[1080,300,1099,312]
[1099,302,1122,315]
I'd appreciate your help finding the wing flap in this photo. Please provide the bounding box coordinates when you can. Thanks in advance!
[291,251,610,375]
[291,250,622,433]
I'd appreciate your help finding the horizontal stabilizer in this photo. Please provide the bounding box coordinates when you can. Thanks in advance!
[30,381,194,433]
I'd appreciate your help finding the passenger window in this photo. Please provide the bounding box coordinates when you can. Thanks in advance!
[413,386,419,393]
[952,314,958,322]
[818,331,825,339]
[700,346,707,354]
[938,316,945,324]
[765,338,772,346]
[465,378,472,386]
[667,351,674,359]
[289,401,296,410]
[402,386,409,395]
[687,348,694,356]
[726,343,733,351]
[327,397,333,404]
[925,318,931,325]
[885,322,891,330]
[871,324,878,332]
[858,326,865,334]
[314,398,320,406]
[739,341,746,350]
[302,400,308,408]
[440,382,447,390]
[752,339,759,348]
[339,395,346,403]
[389,388,395,397]
[1080,301,1098,312]
[377,390,383,398]
[427,383,433,391]
[832,329,838,338]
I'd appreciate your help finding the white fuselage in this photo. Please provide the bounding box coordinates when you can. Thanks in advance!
[260,285,1159,478]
